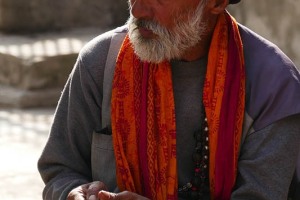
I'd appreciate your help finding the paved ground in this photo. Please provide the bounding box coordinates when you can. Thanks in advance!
[0,107,55,200]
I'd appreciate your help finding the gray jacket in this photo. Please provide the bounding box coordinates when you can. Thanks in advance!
[38,25,300,200]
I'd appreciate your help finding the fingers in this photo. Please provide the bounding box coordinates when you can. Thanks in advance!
[67,186,85,200]
[98,190,119,200]
[88,195,98,200]
[98,190,150,200]
[66,181,108,200]
[86,181,108,200]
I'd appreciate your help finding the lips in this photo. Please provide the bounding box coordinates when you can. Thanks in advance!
[138,27,155,38]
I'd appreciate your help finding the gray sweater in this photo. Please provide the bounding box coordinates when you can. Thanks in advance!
[38,25,300,200]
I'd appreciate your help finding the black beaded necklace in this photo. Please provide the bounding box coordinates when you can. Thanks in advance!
[178,106,210,199]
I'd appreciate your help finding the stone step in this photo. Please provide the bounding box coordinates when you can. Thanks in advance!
[0,85,61,108]
[0,27,105,108]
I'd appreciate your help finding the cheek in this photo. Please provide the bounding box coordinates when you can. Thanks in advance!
[153,7,178,30]
[154,1,196,28]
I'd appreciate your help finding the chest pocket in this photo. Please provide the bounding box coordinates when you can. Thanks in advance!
[91,127,117,191]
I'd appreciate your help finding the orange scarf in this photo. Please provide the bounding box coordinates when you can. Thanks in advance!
[111,12,245,200]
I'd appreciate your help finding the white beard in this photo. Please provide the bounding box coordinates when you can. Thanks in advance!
[127,1,207,63]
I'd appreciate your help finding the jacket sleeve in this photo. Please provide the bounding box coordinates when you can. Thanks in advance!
[231,114,300,200]
[37,53,105,199]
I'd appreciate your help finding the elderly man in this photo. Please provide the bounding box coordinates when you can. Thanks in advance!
[38,0,300,199]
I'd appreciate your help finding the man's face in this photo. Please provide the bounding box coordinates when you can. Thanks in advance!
[127,0,207,63]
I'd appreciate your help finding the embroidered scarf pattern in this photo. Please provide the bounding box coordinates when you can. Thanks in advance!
[111,11,245,200]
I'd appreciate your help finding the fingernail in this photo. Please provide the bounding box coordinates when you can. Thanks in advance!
[88,194,97,200]
[98,190,110,199]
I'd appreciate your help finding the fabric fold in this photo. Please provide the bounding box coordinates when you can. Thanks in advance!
[111,11,245,200]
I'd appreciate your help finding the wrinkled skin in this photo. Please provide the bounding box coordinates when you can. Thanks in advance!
[67,181,107,200]
[66,181,150,200]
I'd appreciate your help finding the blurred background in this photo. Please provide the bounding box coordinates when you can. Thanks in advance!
[0,0,299,199]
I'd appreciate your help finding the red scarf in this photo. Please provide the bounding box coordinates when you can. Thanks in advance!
[111,11,245,200]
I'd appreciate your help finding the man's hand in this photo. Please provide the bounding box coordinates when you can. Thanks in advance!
[98,190,150,200]
[67,181,108,200]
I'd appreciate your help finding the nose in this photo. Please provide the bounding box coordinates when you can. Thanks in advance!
[129,0,153,20]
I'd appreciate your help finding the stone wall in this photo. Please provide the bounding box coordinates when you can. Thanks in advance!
[0,0,128,33]
[1,0,298,67]
[1,1,299,107]
[228,0,300,68]
[0,28,103,107]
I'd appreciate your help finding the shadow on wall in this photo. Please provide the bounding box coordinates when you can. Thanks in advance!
[0,27,103,108]
[0,0,129,33]
[0,28,101,90]
[0,34,86,60]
